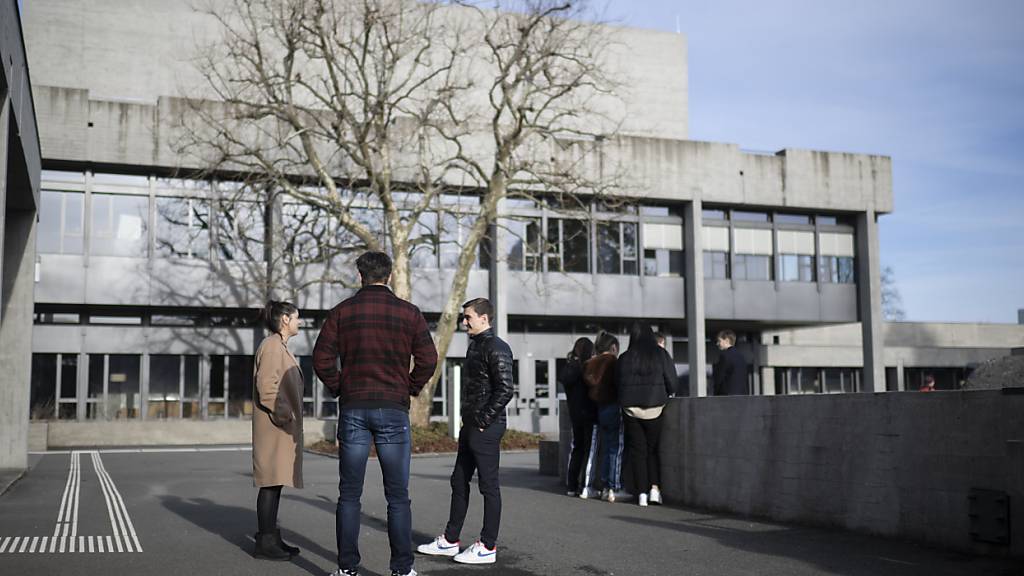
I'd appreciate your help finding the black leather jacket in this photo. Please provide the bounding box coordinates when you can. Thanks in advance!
[462,328,515,429]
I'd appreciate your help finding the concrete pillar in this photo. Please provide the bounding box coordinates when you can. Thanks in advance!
[856,210,885,392]
[896,358,905,392]
[0,113,38,471]
[684,199,707,397]
[761,366,776,395]
[488,200,508,338]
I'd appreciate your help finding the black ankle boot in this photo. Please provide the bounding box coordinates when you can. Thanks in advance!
[277,531,300,556]
[254,530,291,561]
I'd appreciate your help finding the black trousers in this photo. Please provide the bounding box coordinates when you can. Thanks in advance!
[444,421,506,549]
[566,418,598,493]
[622,413,663,495]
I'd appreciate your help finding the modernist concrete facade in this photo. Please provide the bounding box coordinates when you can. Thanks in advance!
[1,0,42,470]
[13,0,1023,445]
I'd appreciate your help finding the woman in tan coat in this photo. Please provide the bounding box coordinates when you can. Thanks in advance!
[252,300,304,561]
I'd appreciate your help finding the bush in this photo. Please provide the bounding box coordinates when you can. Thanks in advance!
[308,422,542,456]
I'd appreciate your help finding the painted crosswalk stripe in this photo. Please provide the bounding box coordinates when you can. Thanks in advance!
[39,537,48,553]
[92,452,126,552]
[88,536,95,553]
[0,537,10,553]
[28,537,39,553]
[18,537,30,553]
[106,536,113,552]
[94,453,142,552]
[98,536,105,553]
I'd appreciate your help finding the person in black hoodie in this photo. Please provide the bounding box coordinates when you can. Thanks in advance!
[561,338,597,497]
[712,330,749,396]
[616,323,676,507]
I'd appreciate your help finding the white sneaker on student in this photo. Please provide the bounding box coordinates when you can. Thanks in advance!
[639,493,649,507]
[606,489,631,503]
[578,487,596,499]
[453,541,497,564]
[417,535,460,557]
[649,486,662,504]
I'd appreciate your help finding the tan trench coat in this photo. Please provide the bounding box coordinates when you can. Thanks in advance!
[252,333,304,488]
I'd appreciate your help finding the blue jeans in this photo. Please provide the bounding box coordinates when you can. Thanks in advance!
[336,408,413,574]
[596,404,624,491]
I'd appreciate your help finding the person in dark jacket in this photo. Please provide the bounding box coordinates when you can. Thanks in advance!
[561,338,597,497]
[584,331,628,502]
[313,251,438,576]
[616,322,676,507]
[418,298,514,565]
[712,330,749,396]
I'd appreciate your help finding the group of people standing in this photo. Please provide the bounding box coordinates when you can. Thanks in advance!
[249,251,514,576]
[561,325,677,507]
[562,327,750,506]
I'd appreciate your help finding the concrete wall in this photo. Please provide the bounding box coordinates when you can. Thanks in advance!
[657,390,1024,558]
[763,322,1024,368]
[23,0,688,143]
[39,418,338,449]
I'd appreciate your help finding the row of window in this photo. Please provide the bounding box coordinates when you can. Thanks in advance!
[703,253,856,283]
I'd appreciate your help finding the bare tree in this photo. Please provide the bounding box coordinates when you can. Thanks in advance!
[178,0,621,425]
[881,265,906,321]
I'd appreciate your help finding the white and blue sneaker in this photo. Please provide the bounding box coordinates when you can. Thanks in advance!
[453,540,497,564]
[417,535,460,557]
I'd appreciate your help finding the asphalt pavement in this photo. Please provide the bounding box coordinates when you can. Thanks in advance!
[0,448,1019,576]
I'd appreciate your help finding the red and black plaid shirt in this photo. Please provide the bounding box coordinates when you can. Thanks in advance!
[313,285,438,411]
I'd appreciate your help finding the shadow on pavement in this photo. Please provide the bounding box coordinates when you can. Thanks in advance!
[608,514,1020,576]
[160,494,352,576]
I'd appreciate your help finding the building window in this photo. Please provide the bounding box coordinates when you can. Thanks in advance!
[319,380,338,418]
[731,210,769,222]
[298,356,316,417]
[733,254,772,281]
[642,222,683,277]
[38,191,85,254]
[823,368,860,393]
[819,256,856,283]
[507,218,542,271]
[547,219,590,273]
[90,194,149,257]
[227,355,255,418]
[149,355,183,418]
[702,209,727,221]
[535,359,550,416]
[208,355,226,417]
[156,197,211,259]
[87,354,141,419]
[596,221,638,275]
[703,251,729,279]
[779,254,815,282]
[775,213,812,225]
[216,200,265,261]
[31,354,58,420]
[780,367,821,395]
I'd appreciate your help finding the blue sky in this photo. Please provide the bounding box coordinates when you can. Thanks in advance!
[603,0,1024,323]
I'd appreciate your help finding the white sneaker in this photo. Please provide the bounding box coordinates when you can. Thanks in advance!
[566,490,578,497]
[391,570,417,576]
[417,535,460,557]
[453,541,497,564]
[649,486,662,504]
[606,489,631,503]
[639,493,649,507]
[578,487,596,499]
[600,488,610,501]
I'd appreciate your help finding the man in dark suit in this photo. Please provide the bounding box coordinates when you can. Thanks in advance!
[712,330,749,396]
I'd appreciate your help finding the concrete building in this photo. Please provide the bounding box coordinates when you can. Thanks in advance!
[1,0,42,470]
[12,0,1023,448]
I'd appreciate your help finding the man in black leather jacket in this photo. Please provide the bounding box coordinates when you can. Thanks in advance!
[417,297,514,565]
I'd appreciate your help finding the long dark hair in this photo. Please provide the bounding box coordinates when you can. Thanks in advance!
[568,337,594,363]
[625,322,663,374]
[260,300,297,334]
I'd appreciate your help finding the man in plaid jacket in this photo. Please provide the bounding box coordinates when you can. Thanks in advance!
[314,251,438,576]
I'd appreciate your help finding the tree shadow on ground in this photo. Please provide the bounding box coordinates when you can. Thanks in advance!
[608,513,1020,576]
[160,494,356,576]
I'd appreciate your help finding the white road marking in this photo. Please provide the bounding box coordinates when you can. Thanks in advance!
[93,451,125,552]
[94,454,142,552]
[1,450,143,554]
[31,446,252,455]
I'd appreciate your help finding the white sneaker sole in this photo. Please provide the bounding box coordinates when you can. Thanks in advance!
[417,545,459,557]
[454,553,496,564]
